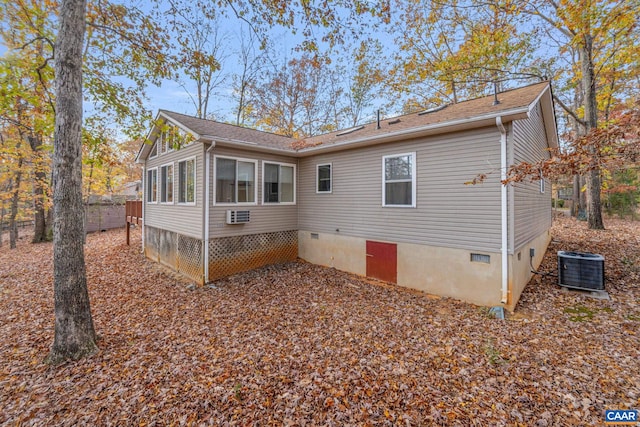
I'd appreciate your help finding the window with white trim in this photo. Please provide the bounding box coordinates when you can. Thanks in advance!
[215,156,257,204]
[317,163,332,193]
[149,142,158,158]
[383,152,416,207]
[158,132,166,155]
[160,163,174,203]
[178,158,196,204]
[263,162,295,204]
[146,168,158,203]
[539,170,545,194]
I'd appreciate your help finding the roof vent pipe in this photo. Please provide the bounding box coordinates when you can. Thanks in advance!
[376,109,381,129]
[493,81,500,105]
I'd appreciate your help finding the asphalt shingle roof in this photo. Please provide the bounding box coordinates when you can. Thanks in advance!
[154,81,550,153]
[300,81,550,148]
[159,110,293,150]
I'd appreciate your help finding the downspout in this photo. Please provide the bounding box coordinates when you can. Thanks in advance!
[203,143,216,283]
[141,166,145,253]
[496,116,508,305]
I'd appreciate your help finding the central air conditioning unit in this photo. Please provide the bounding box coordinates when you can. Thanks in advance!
[226,210,250,224]
[558,251,605,291]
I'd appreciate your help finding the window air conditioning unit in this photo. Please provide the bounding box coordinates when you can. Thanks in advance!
[226,210,250,224]
[558,251,605,291]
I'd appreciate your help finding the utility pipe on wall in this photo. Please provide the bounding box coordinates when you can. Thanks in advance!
[141,166,145,252]
[496,116,509,305]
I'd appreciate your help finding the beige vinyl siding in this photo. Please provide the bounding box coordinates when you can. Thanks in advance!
[298,127,503,252]
[208,146,298,238]
[144,142,204,239]
[512,103,552,249]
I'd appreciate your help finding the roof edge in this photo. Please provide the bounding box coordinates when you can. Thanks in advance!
[135,111,204,164]
[296,106,531,156]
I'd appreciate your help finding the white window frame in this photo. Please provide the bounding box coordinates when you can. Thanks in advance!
[146,167,158,204]
[177,156,197,205]
[158,132,166,155]
[539,170,545,194]
[262,160,296,205]
[164,127,180,153]
[382,152,416,208]
[316,163,332,194]
[213,155,258,206]
[149,141,158,159]
[166,130,175,152]
[159,162,174,204]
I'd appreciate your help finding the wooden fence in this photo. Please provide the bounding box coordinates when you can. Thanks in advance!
[125,200,143,245]
[1,220,34,231]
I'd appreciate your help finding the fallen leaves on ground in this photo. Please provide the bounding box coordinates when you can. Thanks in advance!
[0,216,638,426]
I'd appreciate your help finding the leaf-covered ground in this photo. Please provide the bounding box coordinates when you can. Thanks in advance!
[1,216,638,426]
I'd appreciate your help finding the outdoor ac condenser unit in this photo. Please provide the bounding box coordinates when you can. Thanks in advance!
[226,210,250,224]
[558,251,605,291]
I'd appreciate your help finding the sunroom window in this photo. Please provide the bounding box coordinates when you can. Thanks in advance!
[215,157,256,204]
[160,164,173,203]
[263,162,295,204]
[146,168,157,203]
[178,158,195,204]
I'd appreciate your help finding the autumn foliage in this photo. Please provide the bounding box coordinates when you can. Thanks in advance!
[494,103,640,186]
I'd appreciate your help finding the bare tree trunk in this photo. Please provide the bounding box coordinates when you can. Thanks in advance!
[30,135,50,243]
[46,0,97,365]
[580,36,604,229]
[0,196,5,247]
[45,207,53,240]
[572,174,581,217]
[579,175,587,214]
[9,160,22,249]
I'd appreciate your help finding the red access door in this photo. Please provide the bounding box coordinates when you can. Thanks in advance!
[366,241,397,283]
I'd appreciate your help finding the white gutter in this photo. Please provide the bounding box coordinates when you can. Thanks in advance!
[203,143,216,283]
[496,116,509,305]
[141,166,145,253]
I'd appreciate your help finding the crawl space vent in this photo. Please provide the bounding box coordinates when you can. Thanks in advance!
[470,253,490,263]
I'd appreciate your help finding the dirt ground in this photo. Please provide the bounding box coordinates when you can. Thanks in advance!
[0,216,638,426]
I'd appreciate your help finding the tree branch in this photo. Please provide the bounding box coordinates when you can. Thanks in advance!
[552,94,586,127]
[19,36,55,53]
[0,115,35,133]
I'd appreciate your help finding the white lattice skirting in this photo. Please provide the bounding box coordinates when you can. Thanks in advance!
[144,226,298,283]
[208,230,298,281]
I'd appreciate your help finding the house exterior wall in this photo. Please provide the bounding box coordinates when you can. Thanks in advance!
[139,96,555,308]
[297,126,506,306]
[512,103,552,249]
[506,102,554,310]
[205,146,299,281]
[144,225,204,284]
[208,146,298,239]
[298,127,503,252]
[299,231,503,307]
[507,229,551,311]
[144,142,205,239]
